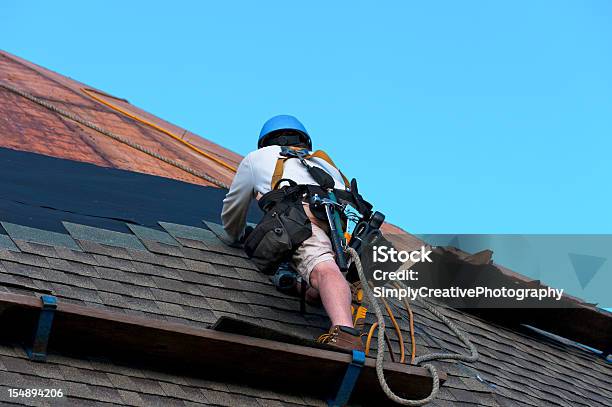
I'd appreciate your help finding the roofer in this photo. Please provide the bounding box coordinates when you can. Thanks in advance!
[222,115,364,352]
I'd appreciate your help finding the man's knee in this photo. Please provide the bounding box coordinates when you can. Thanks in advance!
[310,260,345,288]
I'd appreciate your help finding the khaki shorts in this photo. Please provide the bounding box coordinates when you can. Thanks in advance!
[291,205,335,285]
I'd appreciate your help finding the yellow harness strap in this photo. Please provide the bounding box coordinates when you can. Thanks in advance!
[309,150,350,188]
[270,147,350,189]
[271,157,290,189]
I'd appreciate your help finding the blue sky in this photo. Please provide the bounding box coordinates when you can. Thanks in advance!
[2,1,611,233]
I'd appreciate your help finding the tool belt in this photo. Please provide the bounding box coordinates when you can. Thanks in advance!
[243,182,371,274]
[244,146,374,274]
[243,180,312,274]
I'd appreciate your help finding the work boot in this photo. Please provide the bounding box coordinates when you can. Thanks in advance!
[316,325,364,353]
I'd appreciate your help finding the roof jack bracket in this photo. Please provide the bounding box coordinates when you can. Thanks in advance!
[328,350,366,407]
[26,295,57,362]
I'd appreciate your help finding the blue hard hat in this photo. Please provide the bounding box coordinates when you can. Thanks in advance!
[258,115,311,149]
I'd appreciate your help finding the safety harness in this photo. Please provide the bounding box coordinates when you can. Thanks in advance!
[272,147,374,222]
[271,146,350,191]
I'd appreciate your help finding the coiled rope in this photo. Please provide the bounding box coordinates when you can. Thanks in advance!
[347,247,479,406]
[0,81,230,189]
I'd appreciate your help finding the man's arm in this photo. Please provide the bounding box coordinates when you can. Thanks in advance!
[222,155,255,242]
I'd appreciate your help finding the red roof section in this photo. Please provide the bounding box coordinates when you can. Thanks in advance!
[0,50,240,187]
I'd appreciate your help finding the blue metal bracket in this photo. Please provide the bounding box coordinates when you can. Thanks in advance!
[26,295,57,362]
[328,350,366,407]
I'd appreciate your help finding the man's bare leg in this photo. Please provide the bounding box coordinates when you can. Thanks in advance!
[304,286,321,305]
[309,260,353,327]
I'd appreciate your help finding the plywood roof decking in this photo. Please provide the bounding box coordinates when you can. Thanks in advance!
[0,50,240,187]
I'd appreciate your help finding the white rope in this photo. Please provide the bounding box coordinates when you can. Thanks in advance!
[347,247,478,406]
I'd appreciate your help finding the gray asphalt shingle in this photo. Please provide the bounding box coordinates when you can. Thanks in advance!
[0,217,609,407]
[1,222,81,251]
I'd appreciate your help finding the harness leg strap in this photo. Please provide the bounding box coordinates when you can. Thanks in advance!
[27,295,57,362]
[328,350,366,406]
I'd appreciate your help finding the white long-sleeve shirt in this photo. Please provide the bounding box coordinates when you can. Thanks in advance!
[222,145,346,242]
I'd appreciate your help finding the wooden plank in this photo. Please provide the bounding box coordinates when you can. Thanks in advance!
[213,316,330,349]
[470,307,612,356]
[406,247,612,353]
[0,292,444,404]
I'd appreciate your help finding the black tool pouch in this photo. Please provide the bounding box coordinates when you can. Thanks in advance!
[244,181,312,274]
